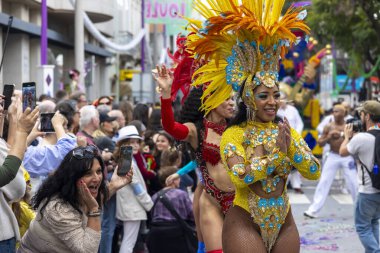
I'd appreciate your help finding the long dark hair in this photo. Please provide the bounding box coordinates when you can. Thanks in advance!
[178,87,204,124]
[153,131,175,157]
[55,100,77,130]
[133,103,150,128]
[32,146,107,217]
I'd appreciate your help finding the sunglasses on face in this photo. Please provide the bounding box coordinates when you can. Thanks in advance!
[99,101,111,106]
[72,145,99,160]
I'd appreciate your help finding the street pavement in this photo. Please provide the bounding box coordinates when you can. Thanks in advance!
[291,179,364,253]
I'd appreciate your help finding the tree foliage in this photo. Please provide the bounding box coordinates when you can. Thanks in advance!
[307,0,380,75]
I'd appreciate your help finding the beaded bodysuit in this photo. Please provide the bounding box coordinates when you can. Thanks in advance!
[195,118,235,214]
[220,121,321,252]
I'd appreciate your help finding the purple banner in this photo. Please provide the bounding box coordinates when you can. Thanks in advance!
[293,1,312,7]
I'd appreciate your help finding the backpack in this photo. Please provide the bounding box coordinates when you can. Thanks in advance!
[358,130,380,190]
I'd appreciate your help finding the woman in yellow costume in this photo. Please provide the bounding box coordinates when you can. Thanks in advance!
[185,0,321,252]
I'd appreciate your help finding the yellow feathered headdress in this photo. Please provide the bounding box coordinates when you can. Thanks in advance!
[186,0,310,115]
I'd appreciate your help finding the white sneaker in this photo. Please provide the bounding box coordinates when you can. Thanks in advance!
[303,210,318,219]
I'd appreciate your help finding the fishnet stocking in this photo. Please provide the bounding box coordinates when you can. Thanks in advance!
[222,206,300,253]
[222,206,266,253]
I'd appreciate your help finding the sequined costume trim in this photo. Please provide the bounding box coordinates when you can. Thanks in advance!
[220,122,321,241]
[194,119,233,214]
[200,118,227,166]
[248,190,290,252]
[199,162,234,214]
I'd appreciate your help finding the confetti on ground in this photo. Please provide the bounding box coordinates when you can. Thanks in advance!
[300,215,357,251]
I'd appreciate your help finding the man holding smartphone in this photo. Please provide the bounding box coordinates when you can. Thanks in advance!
[23,101,77,196]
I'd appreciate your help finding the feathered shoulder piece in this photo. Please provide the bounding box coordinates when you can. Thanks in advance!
[186,0,310,115]
[168,33,204,103]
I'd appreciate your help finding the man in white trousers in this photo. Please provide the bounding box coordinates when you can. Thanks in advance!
[304,104,358,218]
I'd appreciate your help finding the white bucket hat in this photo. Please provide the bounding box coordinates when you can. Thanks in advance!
[116,125,143,143]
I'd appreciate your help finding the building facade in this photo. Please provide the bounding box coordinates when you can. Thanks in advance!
[0,0,143,101]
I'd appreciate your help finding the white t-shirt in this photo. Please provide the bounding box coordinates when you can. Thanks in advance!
[277,105,304,134]
[347,130,380,194]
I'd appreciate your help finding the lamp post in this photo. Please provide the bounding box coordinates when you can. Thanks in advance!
[75,0,85,86]
[39,0,54,97]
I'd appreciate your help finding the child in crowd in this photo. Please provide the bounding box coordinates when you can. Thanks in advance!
[11,168,35,248]
[161,146,194,192]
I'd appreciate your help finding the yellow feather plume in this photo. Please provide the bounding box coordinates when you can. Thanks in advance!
[186,0,310,114]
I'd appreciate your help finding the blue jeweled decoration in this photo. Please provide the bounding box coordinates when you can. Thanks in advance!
[309,163,318,174]
[258,198,268,208]
[267,165,275,175]
[244,174,254,184]
[277,197,284,206]
[293,153,303,164]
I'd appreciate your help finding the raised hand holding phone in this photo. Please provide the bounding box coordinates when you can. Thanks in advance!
[40,113,55,133]
[117,146,133,176]
[22,82,36,112]
[108,167,133,197]
[26,120,45,146]
[3,84,14,111]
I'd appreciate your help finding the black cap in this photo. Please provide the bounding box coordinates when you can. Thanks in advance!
[99,112,117,123]
[94,136,115,152]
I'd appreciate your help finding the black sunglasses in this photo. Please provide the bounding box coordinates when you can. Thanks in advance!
[99,101,111,106]
[72,145,99,160]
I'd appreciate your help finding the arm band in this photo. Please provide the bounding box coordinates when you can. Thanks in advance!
[131,182,145,195]
[161,97,189,140]
[177,160,197,176]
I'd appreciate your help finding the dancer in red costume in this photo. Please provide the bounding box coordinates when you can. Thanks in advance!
[154,63,235,253]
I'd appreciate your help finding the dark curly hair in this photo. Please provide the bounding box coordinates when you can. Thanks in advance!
[178,87,204,124]
[32,146,108,218]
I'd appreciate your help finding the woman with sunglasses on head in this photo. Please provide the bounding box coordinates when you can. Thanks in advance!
[18,145,132,253]
[184,1,321,252]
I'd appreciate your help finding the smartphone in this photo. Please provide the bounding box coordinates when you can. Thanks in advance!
[40,113,55,132]
[22,82,36,112]
[2,84,14,110]
[117,146,133,176]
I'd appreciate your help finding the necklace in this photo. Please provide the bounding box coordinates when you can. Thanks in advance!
[203,118,226,136]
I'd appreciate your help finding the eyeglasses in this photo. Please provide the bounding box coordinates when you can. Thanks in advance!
[72,145,99,160]
[99,101,111,106]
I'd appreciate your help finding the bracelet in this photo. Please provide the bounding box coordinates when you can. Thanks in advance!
[87,210,101,217]
[231,163,246,176]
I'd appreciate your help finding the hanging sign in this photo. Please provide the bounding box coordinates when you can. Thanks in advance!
[145,0,192,24]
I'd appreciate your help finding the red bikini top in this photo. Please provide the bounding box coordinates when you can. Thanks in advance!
[201,119,227,166]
